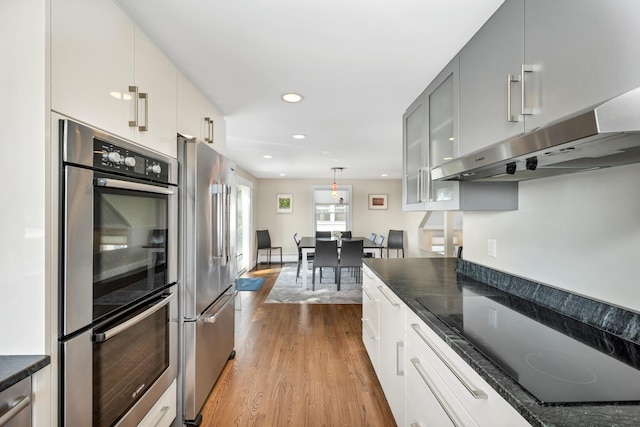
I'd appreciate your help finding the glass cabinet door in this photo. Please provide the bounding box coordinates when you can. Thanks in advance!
[403,97,427,208]
[428,63,457,204]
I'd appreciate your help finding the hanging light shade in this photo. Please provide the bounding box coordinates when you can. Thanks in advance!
[331,167,344,198]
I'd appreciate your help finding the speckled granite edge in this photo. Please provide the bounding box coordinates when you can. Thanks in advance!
[456,259,640,345]
[0,355,50,392]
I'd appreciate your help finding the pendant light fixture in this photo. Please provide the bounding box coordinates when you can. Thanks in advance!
[331,167,344,198]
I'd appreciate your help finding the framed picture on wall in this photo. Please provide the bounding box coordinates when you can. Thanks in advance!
[277,193,293,213]
[368,194,388,210]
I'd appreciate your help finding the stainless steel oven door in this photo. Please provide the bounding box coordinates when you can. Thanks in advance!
[62,165,177,336]
[61,286,177,427]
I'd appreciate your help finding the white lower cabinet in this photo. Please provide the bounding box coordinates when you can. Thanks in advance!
[405,309,531,427]
[362,266,380,375]
[377,281,406,426]
[137,379,177,427]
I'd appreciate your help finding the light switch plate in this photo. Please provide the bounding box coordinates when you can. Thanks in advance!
[488,239,497,257]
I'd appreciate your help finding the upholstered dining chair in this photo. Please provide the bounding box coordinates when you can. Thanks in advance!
[315,231,331,238]
[386,230,404,258]
[338,238,364,285]
[256,230,282,265]
[294,233,314,282]
[312,239,339,290]
[341,230,352,238]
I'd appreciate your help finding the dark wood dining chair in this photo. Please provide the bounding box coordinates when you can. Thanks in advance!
[312,239,338,290]
[338,239,364,285]
[256,230,282,265]
[315,231,331,238]
[341,230,352,238]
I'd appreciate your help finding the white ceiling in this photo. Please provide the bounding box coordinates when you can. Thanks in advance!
[116,0,504,179]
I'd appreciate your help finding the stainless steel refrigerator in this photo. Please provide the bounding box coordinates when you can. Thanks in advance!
[178,135,237,426]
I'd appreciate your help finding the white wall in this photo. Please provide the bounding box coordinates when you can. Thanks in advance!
[0,0,47,354]
[464,162,640,312]
[256,178,406,258]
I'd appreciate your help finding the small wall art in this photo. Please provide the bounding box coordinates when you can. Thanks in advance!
[276,193,293,213]
[368,194,388,210]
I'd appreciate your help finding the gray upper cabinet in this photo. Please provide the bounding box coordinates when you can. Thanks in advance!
[523,0,640,131]
[459,0,525,156]
[458,0,640,157]
[402,92,428,211]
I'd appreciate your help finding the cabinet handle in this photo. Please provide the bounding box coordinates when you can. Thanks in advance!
[128,85,139,128]
[361,318,377,340]
[396,341,405,376]
[0,395,30,426]
[506,74,521,122]
[138,92,149,131]
[152,406,171,427]
[521,64,534,116]
[410,357,474,427]
[410,323,487,399]
[204,117,214,143]
[377,286,400,308]
[363,286,375,301]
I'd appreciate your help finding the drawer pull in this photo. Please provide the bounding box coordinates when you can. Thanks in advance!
[361,318,377,340]
[363,286,375,301]
[377,286,400,307]
[411,357,476,427]
[410,323,487,399]
[396,341,405,376]
[153,406,171,427]
[0,395,30,426]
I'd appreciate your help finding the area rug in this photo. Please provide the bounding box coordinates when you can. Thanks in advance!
[265,265,361,304]
[235,277,265,291]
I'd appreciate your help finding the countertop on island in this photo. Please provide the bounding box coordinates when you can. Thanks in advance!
[363,257,640,427]
[0,355,50,392]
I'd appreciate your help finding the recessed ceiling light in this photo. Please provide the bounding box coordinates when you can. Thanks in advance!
[381,173,388,177]
[263,155,272,159]
[280,173,286,176]
[292,134,306,140]
[281,93,304,103]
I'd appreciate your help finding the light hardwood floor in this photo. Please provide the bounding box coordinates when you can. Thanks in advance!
[199,264,396,426]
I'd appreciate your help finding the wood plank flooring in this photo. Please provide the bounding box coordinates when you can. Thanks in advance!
[199,264,396,426]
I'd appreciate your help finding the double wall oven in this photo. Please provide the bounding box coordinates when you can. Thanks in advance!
[58,120,178,426]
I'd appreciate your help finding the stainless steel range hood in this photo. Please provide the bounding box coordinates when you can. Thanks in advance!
[431,87,640,182]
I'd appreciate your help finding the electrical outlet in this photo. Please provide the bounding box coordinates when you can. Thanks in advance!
[488,239,497,257]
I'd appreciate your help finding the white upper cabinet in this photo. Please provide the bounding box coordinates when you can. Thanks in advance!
[458,0,640,157]
[51,0,177,157]
[177,72,227,155]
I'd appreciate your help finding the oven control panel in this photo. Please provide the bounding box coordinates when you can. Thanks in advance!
[93,140,169,182]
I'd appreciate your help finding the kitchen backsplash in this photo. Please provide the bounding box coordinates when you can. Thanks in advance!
[456,259,640,345]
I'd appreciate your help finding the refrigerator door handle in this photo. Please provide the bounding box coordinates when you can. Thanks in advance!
[202,291,237,324]
[210,184,231,265]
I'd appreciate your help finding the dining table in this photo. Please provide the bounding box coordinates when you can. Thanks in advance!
[298,236,385,289]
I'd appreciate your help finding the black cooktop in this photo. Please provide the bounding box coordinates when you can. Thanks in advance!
[416,285,640,406]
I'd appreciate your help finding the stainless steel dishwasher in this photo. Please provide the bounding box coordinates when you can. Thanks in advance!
[0,377,31,426]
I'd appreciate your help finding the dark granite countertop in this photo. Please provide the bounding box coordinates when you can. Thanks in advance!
[363,257,640,427]
[0,355,50,392]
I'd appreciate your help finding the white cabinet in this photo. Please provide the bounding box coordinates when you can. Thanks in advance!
[405,309,531,427]
[361,266,380,375]
[177,72,227,155]
[459,0,640,157]
[377,281,406,426]
[137,379,177,427]
[51,0,177,157]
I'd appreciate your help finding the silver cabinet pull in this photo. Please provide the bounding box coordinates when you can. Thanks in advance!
[396,341,405,376]
[152,406,171,427]
[411,357,475,427]
[521,64,534,115]
[410,323,487,399]
[363,286,375,301]
[93,293,173,342]
[507,74,521,122]
[129,85,139,128]
[0,395,30,426]
[361,318,377,340]
[204,117,214,143]
[139,92,149,131]
[377,286,401,308]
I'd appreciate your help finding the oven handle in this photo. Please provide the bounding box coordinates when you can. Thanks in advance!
[0,395,30,426]
[92,293,173,343]
[94,177,175,195]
